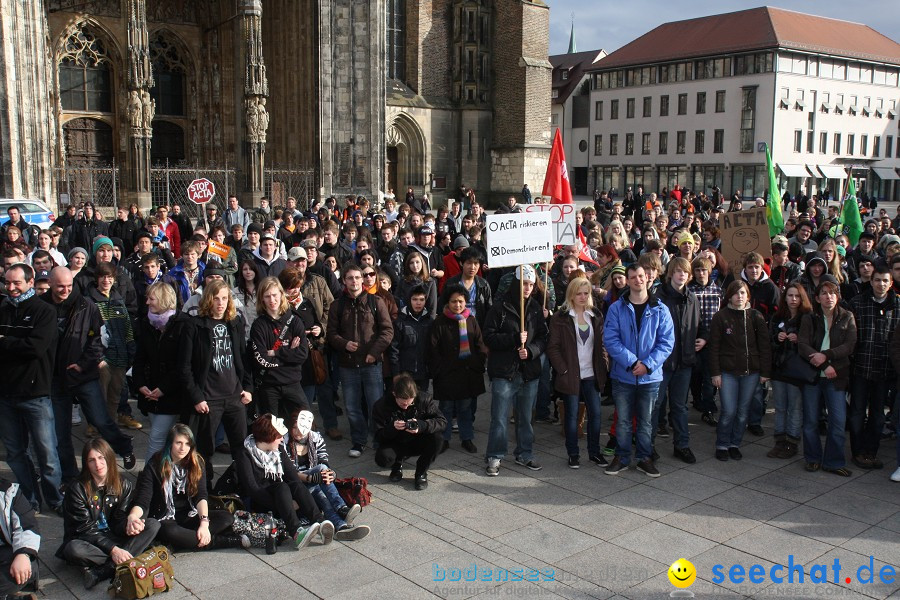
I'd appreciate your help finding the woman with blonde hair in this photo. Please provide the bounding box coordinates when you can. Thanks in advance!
[817,238,848,284]
[178,280,253,485]
[249,277,309,420]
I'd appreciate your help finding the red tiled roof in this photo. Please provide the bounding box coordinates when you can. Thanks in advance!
[550,49,606,103]
[589,6,900,70]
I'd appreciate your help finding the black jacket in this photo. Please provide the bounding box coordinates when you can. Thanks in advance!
[427,311,487,402]
[42,291,103,388]
[68,217,109,253]
[132,458,208,521]
[483,289,549,381]
[373,392,447,444]
[249,310,309,387]
[658,282,705,370]
[235,443,302,498]
[0,294,57,398]
[108,219,139,251]
[177,315,253,408]
[388,307,434,381]
[133,312,188,415]
[58,479,134,557]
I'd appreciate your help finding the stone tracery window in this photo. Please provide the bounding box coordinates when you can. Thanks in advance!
[149,33,187,116]
[58,28,113,112]
[386,0,406,81]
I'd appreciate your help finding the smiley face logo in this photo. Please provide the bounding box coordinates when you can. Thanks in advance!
[668,558,696,588]
[732,228,760,253]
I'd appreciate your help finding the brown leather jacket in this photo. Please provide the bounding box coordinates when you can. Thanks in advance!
[546,308,609,396]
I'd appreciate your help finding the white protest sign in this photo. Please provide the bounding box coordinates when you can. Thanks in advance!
[485,212,554,268]
[524,202,577,246]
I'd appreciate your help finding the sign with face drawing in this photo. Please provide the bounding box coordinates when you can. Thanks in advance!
[719,207,771,267]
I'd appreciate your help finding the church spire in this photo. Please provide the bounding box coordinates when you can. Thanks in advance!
[567,15,576,53]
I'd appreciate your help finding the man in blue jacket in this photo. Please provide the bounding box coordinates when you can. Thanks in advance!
[603,264,674,478]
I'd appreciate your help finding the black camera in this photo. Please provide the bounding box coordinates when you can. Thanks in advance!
[405,419,419,432]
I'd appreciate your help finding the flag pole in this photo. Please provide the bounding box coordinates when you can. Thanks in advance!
[831,167,852,239]
[520,265,526,346]
[543,261,550,311]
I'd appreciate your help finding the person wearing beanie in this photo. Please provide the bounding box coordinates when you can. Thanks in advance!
[87,236,138,318]
[67,247,90,283]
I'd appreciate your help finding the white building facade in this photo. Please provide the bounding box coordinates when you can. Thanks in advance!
[586,7,900,203]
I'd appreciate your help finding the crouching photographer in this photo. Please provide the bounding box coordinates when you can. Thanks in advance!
[373,374,446,490]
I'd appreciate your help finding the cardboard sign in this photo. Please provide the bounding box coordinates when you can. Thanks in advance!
[719,207,771,267]
[485,212,554,268]
[207,239,230,261]
[187,178,216,205]
[524,202,578,246]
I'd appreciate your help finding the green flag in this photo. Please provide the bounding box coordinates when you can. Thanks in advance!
[841,178,863,245]
[764,145,784,237]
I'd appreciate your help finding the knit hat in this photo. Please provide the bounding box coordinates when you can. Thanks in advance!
[674,231,693,247]
[247,223,264,235]
[804,252,827,272]
[835,245,846,257]
[92,236,114,255]
[204,260,225,280]
[815,274,839,294]
[516,265,536,282]
[67,247,88,261]
[611,265,627,278]
[452,236,470,250]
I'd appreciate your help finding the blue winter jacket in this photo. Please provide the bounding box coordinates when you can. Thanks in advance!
[603,291,675,385]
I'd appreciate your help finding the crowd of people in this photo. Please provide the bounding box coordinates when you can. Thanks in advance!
[0,182,899,595]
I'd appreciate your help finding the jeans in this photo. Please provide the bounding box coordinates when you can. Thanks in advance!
[301,464,347,529]
[375,432,443,476]
[256,383,308,422]
[535,354,554,421]
[848,375,888,457]
[486,375,538,461]
[439,398,475,441]
[51,378,135,482]
[0,395,64,510]
[146,413,179,462]
[803,379,848,469]
[747,381,768,427]
[651,366,693,449]
[611,380,659,464]
[771,380,802,439]
[562,378,602,458]
[339,364,384,447]
[693,347,718,414]
[716,373,759,449]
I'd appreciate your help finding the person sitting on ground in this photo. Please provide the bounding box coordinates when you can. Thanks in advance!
[372,373,446,490]
[0,476,40,599]
[283,410,370,540]
[58,439,161,590]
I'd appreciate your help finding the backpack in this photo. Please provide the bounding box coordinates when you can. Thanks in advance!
[334,477,372,507]
[231,510,289,548]
[109,545,174,599]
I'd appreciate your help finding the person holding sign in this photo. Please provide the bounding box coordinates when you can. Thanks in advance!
[483,265,549,477]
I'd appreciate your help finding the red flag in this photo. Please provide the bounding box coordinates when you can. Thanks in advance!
[542,129,573,204]
[577,228,599,266]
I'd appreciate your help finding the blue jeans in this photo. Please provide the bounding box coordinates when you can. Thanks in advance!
[803,379,848,469]
[301,464,347,529]
[611,380,659,464]
[0,395,64,510]
[339,364,384,447]
[486,375,538,462]
[146,413,179,463]
[51,378,134,482]
[562,378,602,458]
[771,380,802,439]
[747,381,768,427]
[439,398,475,441]
[716,373,759,449]
[848,375,888,457]
[651,366,693,449]
[535,354,553,421]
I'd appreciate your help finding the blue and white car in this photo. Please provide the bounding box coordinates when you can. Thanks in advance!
[0,199,56,230]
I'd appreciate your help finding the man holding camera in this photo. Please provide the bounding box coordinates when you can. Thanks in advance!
[372,374,446,490]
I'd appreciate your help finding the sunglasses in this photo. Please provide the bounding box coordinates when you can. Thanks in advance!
[362,271,377,278]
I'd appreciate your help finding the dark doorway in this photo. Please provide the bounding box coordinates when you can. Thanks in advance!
[387,146,398,196]
[573,167,588,196]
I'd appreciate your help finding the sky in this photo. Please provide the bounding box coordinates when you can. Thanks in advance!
[546,0,900,56]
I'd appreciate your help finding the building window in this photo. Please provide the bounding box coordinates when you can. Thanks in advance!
[887,136,894,158]
[696,92,706,115]
[625,133,634,155]
[807,131,814,153]
[660,95,669,117]
[609,134,618,155]
[834,133,842,155]
[677,93,687,115]
[819,131,827,154]
[149,34,187,117]
[659,131,668,154]
[642,132,650,155]
[739,87,757,153]
[561,70,569,80]
[595,101,603,120]
[713,129,724,153]
[610,99,619,119]
[874,135,881,157]
[626,98,635,119]
[594,134,602,156]
[58,28,113,112]
[676,131,686,154]
[860,134,868,155]
[695,130,705,153]
[715,90,726,112]
[643,96,651,118]
[847,134,855,155]
[387,0,407,81]
[551,114,558,126]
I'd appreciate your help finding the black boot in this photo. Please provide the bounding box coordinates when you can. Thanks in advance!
[84,562,115,590]
[213,534,251,549]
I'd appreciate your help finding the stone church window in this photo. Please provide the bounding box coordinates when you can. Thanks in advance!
[149,34,187,116]
[58,29,112,113]
[387,0,406,81]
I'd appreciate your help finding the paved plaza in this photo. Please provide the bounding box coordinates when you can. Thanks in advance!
[5,390,899,600]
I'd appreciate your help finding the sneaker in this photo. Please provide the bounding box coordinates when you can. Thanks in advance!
[326,428,343,441]
[701,412,718,426]
[588,454,608,467]
[461,439,478,454]
[515,456,543,471]
[319,520,335,544]
[602,441,616,457]
[389,463,403,482]
[292,523,320,550]
[71,405,82,425]
[605,456,628,475]
[673,447,696,464]
[715,449,729,461]
[890,467,900,482]
[747,424,764,437]
[568,455,580,469]
[451,418,459,432]
[348,444,363,458]
[728,447,743,461]
[123,453,137,470]
[335,524,371,541]
[338,503,361,527]
[485,458,501,477]
[636,460,660,478]
[656,424,670,438]
[118,414,143,430]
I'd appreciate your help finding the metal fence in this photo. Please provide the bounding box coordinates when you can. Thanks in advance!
[150,162,236,220]
[264,167,318,212]
[53,164,120,217]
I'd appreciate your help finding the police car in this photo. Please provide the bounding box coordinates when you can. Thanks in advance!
[0,199,56,230]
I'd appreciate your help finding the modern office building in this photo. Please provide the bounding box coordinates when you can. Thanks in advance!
[585,6,900,202]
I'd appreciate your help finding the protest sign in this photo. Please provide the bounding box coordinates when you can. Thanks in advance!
[524,202,578,246]
[485,212,554,269]
[719,207,771,267]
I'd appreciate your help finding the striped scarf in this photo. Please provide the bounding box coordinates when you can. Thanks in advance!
[443,306,472,358]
